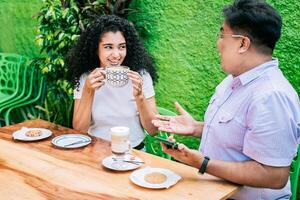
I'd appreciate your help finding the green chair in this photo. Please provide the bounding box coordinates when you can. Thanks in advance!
[0,53,26,106]
[4,68,45,125]
[144,107,177,159]
[1,66,35,124]
[0,61,30,114]
[290,145,300,200]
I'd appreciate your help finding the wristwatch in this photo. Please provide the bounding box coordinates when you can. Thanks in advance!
[199,156,210,174]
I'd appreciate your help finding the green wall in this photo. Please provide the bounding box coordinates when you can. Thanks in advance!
[130,0,300,122]
[0,0,41,58]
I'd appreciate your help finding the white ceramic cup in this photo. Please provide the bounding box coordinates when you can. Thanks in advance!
[104,66,129,87]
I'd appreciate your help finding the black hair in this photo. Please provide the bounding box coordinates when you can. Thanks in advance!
[66,15,157,89]
[223,0,282,54]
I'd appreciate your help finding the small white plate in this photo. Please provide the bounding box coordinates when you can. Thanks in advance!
[12,127,52,141]
[130,167,181,189]
[52,134,91,148]
[102,155,143,171]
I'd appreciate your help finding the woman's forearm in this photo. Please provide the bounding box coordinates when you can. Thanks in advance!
[135,95,158,135]
[73,86,94,132]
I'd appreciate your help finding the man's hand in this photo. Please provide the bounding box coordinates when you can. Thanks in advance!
[161,136,203,168]
[152,102,202,136]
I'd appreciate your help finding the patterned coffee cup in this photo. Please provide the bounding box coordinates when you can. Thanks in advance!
[105,66,129,87]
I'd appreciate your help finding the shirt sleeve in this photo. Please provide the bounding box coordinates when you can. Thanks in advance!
[73,74,87,99]
[141,71,155,99]
[243,91,300,167]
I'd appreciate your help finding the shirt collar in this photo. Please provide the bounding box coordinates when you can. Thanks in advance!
[235,58,279,87]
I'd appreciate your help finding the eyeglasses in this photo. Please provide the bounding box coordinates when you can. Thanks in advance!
[217,32,246,39]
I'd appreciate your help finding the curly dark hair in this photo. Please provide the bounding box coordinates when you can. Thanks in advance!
[66,15,157,89]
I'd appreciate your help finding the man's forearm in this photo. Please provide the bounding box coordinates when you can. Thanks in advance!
[163,142,289,189]
[205,159,289,189]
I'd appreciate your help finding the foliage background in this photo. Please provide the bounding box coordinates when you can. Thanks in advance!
[0,0,299,147]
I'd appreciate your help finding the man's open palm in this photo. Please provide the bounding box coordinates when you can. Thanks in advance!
[152,102,196,135]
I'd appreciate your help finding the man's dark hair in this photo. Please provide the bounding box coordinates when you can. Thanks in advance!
[223,0,282,54]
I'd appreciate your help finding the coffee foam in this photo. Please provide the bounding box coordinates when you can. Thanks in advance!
[110,126,129,136]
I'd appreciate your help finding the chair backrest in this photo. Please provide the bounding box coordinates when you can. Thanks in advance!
[290,145,300,200]
[3,66,46,125]
[0,54,21,93]
[0,53,26,104]
[0,60,29,111]
[144,107,177,159]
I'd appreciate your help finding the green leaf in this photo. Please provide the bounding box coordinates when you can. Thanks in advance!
[71,34,78,41]
[58,32,65,40]
[42,66,49,73]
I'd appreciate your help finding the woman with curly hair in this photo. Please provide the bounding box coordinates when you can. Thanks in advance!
[66,15,158,150]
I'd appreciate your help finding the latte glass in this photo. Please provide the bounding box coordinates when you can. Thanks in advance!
[110,126,130,169]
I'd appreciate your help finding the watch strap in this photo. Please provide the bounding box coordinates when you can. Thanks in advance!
[199,156,210,174]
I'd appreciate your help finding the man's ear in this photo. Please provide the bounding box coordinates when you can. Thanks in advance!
[238,37,251,53]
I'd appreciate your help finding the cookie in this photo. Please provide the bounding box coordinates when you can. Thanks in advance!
[25,130,42,137]
[144,172,167,184]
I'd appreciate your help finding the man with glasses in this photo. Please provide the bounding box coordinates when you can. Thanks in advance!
[152,0,300,199]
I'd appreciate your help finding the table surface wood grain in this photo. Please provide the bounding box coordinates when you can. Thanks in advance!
[0,119,240,200]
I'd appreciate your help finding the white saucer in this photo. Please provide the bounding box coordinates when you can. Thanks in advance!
[130,167,181,189]
[102,155,143,171]
[12,127,52,141]
[51,134,91,148]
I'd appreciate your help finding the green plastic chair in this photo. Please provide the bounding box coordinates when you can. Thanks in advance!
[0,61,31,114]
[0,63,34,127]
[4,68,45,125]
[290,145,300,200]
[0,53,25,106]
[144,107,177,159]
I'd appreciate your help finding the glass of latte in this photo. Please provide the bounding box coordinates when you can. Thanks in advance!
[110,126,131,169]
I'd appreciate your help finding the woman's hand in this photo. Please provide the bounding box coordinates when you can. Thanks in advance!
[128,70,144,98]
[85,68,105,91]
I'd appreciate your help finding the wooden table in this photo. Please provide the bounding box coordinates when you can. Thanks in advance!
[0,119,240,200]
